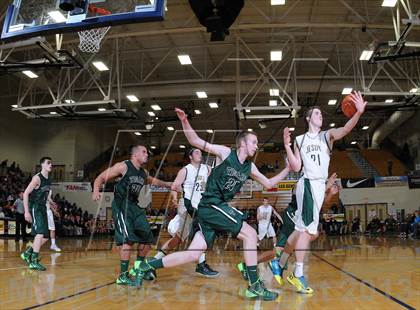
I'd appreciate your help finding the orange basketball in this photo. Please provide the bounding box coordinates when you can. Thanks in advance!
[341,95,357,118]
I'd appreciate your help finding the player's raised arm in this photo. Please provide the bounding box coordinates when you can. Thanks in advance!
[250,162,290,190]
[23,175,41,223]
[170,168,187,206]
[92,162,127,201]
[283,127,302,172]
[175,108,230,161]
[329,91,367,142]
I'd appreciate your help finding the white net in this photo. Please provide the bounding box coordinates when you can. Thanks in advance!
[78,26,111,53]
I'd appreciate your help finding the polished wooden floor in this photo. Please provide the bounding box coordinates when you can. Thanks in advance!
[0,234,418,309]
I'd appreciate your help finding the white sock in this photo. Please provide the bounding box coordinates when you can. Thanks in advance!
[294,262,304,278]
[279,252,290,268]
[198,253,206,264]
[154,250,166,259]
[51,239,56,246]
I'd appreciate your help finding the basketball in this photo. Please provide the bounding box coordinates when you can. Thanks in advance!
[341,95,357,118]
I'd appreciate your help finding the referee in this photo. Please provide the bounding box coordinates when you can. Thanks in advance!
[13,191,27,242]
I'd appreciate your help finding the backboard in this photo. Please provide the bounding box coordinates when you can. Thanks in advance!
[1,0,165,41]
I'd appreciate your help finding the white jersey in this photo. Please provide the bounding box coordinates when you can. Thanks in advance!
[257,205,273,223]
[182,163,210,208]
[295,130,331,180]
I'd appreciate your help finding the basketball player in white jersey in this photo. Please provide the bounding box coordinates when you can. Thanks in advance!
[282,91,366,293]
[154,148,219,277]
[257,198,281,246]
[46,199,61,252]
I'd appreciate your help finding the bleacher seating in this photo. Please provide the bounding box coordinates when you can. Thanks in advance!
[360,150,407,176]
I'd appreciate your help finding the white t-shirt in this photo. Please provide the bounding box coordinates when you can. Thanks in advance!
[258,205,273,223]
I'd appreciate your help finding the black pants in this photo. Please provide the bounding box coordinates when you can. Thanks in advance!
[15,213,27,240]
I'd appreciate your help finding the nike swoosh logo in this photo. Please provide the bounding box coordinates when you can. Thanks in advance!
[346,179,368,188]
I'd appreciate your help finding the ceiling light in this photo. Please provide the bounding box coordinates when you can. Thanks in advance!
[134,132,142,136]
[289,127,295,131]
[97,108,106,112]
[179,145,186,149]
[146,124,154,130]
[271,0,286,5]
[382,0,398,7]
[50,111,57,115]
[177,55,192,65]
[126,95,139,102]
[147,111,155,116]
[48,11,66,23]
[209,102,218,108]
[151,104,161,111]
[11,104,18,108]
[269,100,278,107]
[342,87,353,95]
[22,70,38,78]
[92,61,109,71]
[247,128,253,132]
[245,109,251,113]
[328,99,337,105]
[359,50,373,61]
[330,123,335,127]
[64,99,75,104]
[206,129,213,133]
[385,99,394,103]
[167,126,174,131]
[269,88,280,96]
[362,126,369,130]
[196,91,207,98]
[410,88,418,93]
[351,141,357,145]
[194,109,201,114]
[270,51,282,61]
[150,146,156,149]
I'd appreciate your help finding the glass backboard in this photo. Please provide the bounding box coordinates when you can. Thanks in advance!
[1,0,165,41]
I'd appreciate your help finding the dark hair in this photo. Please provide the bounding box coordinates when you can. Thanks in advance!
[40,157,52,164]
[304,105,321,125]
[131,145,146,155]
[236,131,257,148]
[187,147,199,157]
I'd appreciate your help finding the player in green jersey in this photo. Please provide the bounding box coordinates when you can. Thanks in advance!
[92,145,172,286]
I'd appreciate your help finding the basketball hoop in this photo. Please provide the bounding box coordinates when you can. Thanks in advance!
[78,6,111,53]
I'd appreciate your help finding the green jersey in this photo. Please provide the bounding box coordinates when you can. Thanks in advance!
[114,160,148,204]
[29,172,51,205]
[200,149,252,206]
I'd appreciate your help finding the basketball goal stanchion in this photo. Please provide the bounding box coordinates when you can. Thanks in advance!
[78,6,111,53]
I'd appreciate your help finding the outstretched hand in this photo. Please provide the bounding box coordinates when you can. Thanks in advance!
[175,108,187,122]
[283,127,291,146]
[349,91,367,114]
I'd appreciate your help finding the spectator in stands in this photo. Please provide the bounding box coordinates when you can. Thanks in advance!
[384,214,397,233]
[366,216,383,234]
[387,160,393,176]
[351,216,360,233]
[0,206,5,218]
[409,210,420,237]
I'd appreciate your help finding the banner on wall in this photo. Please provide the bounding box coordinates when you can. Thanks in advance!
[408,175,420,189]
[263,180,297,194]
[374,176,408,187]
[52,182,92,192]
[340,178,375,189]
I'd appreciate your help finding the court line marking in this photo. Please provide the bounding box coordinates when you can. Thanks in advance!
[313,253,416,310]
[22,281,115,310]
[0,256,111,271]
